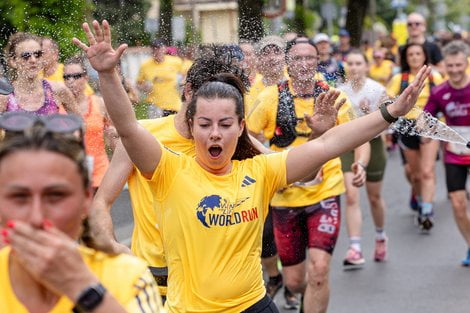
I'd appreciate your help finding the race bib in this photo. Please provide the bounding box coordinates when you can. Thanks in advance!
[446,126,470,155]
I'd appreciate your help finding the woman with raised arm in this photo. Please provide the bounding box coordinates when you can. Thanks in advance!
[0,32,78,115]
[74,20,429,313]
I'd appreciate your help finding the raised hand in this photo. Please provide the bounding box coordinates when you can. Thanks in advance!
[305,90,346,139]
[389,65,431,117]
[72,20,127,73]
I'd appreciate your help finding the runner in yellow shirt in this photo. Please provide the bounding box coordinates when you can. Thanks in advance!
[0,113,164,313]
[88,52,252,299]
[248,37,369,313]
[137,38,184,118]
[74,20,428,313]
[386,42,444,230]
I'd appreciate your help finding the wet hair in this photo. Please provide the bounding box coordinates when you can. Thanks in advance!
[184,46,250,102]
[186,73,260,160]
[400,43,429,72]
[41,37,59,52]
[64,55,88,75]
[285,37,319,59]
[346,49,369,65]
[442,40,469,58]
[5,32,41,60]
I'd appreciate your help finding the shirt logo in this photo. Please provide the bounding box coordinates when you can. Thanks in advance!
[241,175,256,187]
[195,195,258,228]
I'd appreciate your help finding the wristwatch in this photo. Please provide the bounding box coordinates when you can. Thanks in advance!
[72,283,107,313]
[379,101,399,123]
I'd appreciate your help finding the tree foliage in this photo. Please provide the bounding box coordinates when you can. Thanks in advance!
[93,0,151,46]
[0,0,92,60]
[238,0,264,41]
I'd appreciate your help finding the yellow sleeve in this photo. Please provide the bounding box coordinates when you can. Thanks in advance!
[336,90,355,125]
[263,150,289,197]
[149,144,182,200]
[124,269,166,313]
[247,86,278,138]
[136,61,149,84]
[386,74,401,97]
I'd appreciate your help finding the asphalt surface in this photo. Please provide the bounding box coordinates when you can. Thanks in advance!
[111,148,470,313]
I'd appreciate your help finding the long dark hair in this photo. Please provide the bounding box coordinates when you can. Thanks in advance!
[186,73,260,160]
[400,43,429,72]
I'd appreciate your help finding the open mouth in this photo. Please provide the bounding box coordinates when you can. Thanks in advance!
[208,146,222,158]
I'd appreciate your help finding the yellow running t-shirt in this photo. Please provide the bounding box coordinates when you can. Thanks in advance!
[137,56,183,112]
[0,246,164,313]
[129,116,194,270]
[149,148,288,313]
[369,60,394,86]
[386,71,443,119]
[248,80,353,207]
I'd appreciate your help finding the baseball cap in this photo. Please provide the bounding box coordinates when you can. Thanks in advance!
[313,33,330,44]
[339,29,350,37]
[255,36,286,54]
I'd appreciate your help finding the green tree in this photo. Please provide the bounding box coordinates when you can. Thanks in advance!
[93,0,151,46]
[0,0,92,60]
[238,0,264,41]
[157,0,172,45]
[345,0,369,47]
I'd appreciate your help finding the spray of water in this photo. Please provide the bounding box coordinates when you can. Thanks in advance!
[391,107,470,148]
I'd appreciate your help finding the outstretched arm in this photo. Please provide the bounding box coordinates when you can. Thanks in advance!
[285,65,430,185]
[73,20,161,176]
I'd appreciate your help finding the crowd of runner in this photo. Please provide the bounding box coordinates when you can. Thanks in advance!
[0,10,468,313]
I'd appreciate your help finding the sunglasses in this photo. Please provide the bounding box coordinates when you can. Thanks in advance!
[407,22,422,27]
[63,73,86,81]
[19,50,43,61]
[0,112,83,139]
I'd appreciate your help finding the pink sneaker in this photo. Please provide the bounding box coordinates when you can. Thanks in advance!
[343,247,365,270]
[374,238,388,262]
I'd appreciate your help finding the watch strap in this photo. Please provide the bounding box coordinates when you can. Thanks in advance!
[379,101,398,123]
[73,283,107,313]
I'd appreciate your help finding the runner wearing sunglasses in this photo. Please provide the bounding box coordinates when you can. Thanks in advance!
[0,112,165,313]
[0,32,79,115]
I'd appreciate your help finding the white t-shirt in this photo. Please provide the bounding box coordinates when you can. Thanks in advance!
[338,78,387,117]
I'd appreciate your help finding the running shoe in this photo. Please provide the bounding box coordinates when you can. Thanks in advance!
[374,238,388,262]
[283,287,300,310]
[461,250,470,267]
[417,214,434,231]
[265,274,283,299]
[343,247,365,269]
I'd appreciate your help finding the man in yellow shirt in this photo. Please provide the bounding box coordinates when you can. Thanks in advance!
[249,37,369,313]
[137,38,184,118]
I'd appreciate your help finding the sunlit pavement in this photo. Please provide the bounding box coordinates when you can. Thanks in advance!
[113,147,470,313]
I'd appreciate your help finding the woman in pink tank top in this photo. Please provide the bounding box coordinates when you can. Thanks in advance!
[0,32,78,115]
[64,56,116,191]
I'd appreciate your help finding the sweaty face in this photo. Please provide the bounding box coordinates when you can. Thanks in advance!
[12,39,44,79]
[192,97,244,175]
[63,63,87,96]
[0,150,91,239]
[287,43,318,83]
[346,53,368,80]
[406,45,426,70]
[257,45,285,77]
[445,52,469,86]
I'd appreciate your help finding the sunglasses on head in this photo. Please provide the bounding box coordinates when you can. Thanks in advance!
[407,22,422,27]
[63,73,86,80]
[19,50,43,61]
[0,111,84,139]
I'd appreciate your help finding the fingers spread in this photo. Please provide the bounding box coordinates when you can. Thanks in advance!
[72,38,89,51]
[335,98,346,111]
[103,20,111,43]
[82,23,96,45]
[92,20,104,42]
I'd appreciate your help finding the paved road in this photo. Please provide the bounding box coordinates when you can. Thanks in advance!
[111,148,470,313]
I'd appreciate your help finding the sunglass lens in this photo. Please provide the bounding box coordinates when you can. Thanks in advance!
[0,113,35,132]
[45,115,82,133]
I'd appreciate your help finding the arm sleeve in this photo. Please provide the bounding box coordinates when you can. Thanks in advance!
[247,87,278,137]
[264,150,289,196]
[125,269,166,313]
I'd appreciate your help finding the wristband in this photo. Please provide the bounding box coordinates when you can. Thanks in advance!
[73,283,107,313]
[379,101,398,123]
[357,162,367,170]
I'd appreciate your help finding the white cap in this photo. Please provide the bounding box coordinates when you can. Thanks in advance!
[313,33,330,44]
